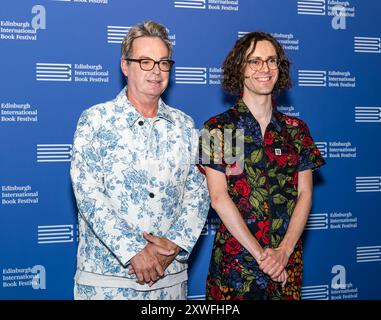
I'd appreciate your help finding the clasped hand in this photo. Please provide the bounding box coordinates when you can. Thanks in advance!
[258,247,289,287]
[129,232,179,286]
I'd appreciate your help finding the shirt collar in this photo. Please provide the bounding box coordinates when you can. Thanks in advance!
[115,86,175,127]
[270,108,282,132]
[234,98,282,133]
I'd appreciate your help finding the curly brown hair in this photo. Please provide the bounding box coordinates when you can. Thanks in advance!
[223,32,291,95]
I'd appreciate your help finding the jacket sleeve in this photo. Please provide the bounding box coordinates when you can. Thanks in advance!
[70,109,145,267]
[165,123,210,262]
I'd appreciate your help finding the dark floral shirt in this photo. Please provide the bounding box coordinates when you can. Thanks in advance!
[200,99,325,300]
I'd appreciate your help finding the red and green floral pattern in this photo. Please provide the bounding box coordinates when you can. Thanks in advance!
[201,99,325,300]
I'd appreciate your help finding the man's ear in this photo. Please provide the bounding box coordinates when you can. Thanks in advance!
[121,59,128,77]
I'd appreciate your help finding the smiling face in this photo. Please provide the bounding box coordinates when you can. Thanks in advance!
[242,40,279,99]
[121,36,170,103]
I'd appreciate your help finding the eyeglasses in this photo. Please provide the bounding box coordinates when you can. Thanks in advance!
[245,57,280,71]
[125,58,175,72]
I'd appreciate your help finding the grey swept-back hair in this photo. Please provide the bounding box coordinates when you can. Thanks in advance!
[121,20,172,60]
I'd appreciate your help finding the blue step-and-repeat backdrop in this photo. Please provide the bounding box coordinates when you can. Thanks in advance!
[0,0,380,300]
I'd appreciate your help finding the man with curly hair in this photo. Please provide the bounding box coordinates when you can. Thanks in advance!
[200,32,325,300]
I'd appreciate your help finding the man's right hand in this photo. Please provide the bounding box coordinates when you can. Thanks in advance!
[129,243,174,284]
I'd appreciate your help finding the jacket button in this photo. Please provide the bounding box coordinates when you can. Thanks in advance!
[138,120,144,126]
[149,192,155,198]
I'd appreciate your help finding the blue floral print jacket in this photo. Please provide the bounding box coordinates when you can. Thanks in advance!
[70,87,210,286]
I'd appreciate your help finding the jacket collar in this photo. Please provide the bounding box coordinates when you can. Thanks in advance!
[115,86,175,127]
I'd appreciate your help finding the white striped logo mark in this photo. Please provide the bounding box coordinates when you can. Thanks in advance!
[175,67,207,84]
[298,70,327,87]
[36,63,72,82]
[107,26,131,44]
[301,285,329,300]
[297,0,326,16]
[315,142,328,158]
[355,176,381,193]
[305,213,329,230]
[174,0,206,9]
[355,107,381,123]
[37,144,72,162]
[356,246,381,263]
[354,37,381,54]
[238,31,249,38]
[38,224,74,244]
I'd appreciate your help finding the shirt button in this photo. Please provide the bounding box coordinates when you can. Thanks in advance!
[149,192,155,198]
[138,120,144,126]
